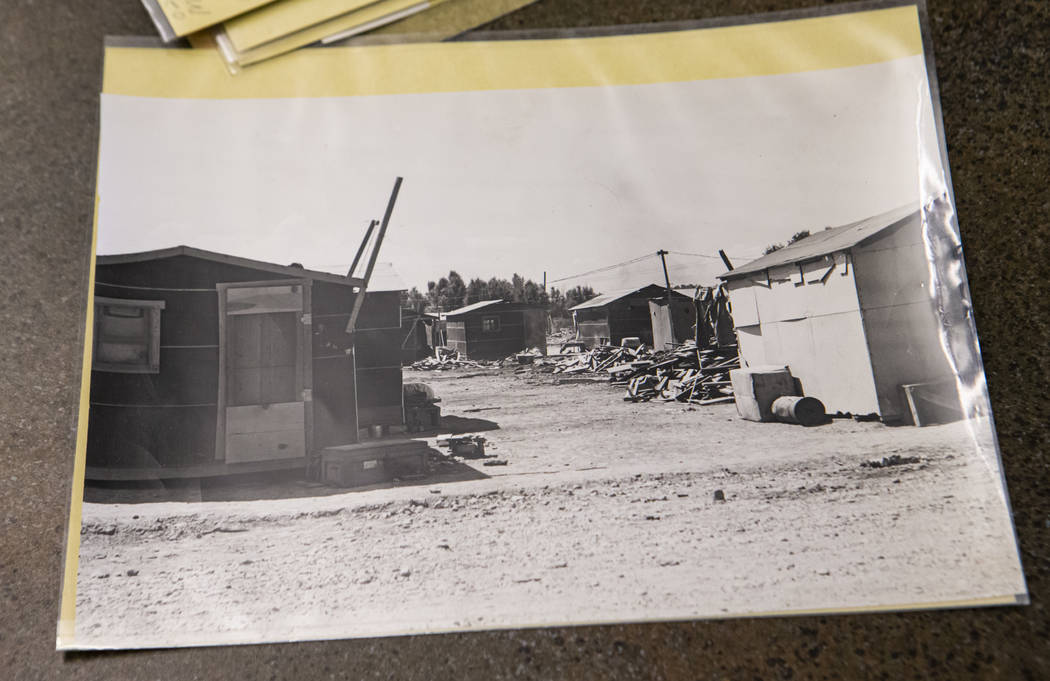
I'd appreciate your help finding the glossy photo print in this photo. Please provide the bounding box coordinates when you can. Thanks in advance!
[59,2,1026,650]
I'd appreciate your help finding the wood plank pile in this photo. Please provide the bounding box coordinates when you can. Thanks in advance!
[409,348,490,371]
[551,342,740,405]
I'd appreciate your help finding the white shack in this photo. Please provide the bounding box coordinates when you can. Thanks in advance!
[718,205,962,425]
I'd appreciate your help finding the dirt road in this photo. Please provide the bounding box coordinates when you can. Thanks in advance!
[73,368,1025,648]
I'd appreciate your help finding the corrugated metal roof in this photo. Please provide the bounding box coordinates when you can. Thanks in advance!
[719,204,919,279]
[444,299,506,317]
[96,245,407,291]
[569,284,692,311]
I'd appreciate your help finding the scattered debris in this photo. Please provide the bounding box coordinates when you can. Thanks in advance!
[713,489,726,502]
[862,454,921,468]
[126,569,139,577]
[438,435,487,458]
[548,340,740,404]
[482,459,509,467]
[410,348,493,371]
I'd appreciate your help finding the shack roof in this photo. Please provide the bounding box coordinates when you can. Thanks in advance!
[444,299,546,319]
[569,284,692,311]
[718,204,919,280]
[96,245,406,292]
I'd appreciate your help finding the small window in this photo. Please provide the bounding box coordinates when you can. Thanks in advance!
[93,297,165,373]
[481,315,500,333]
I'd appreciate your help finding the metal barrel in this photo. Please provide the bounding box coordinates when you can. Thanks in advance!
[772,395,826,426]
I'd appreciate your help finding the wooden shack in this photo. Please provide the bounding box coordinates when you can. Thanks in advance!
[86,246,406,479]
[570,284,694,348]
[443,300,547,360]
[399,309,441,364]
[719,205,963,425]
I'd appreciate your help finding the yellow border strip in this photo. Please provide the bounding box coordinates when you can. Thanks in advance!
[57,193,99,649]
[104,5,923,99]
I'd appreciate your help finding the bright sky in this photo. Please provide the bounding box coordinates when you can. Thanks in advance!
[97,53,945,293]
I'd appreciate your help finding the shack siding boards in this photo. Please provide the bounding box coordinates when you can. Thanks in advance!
[443,302,547,360]
[311,359,358,450]
[727,253,880,415]
[852,213,957,422]
[88,252,405,476]
[86,405,216,468]
[354,328,403,369]
[90,347,218,405]
[356,367,402,410]
[358,405,404,427]
[722,208,961,423]
[573,286,694,348]
[95,284,218,347]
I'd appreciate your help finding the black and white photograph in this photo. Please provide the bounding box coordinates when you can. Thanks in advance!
[61,4,1027,650]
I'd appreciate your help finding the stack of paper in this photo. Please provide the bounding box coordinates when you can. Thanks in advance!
[141,0,539,69]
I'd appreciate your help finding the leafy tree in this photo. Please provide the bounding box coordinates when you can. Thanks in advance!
[522,280,548,305]
[487,277,515,302]
[465,277,489,305]
[443,271,467,310]
[549,287,567,317]
[401,286,427,312]
[563,285,596,311]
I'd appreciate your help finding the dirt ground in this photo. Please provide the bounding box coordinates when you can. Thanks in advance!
[72,366,1026,648]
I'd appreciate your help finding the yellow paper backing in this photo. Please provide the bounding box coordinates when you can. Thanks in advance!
[106,5,924,98]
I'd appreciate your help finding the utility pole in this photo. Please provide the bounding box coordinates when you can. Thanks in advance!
[542,271,546,293]
[656,249,675,343]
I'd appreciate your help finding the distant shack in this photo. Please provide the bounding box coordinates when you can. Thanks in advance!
[570,284,694,349]
[719,205,963,425]
[399,309,442,364]
[444,300,547,360]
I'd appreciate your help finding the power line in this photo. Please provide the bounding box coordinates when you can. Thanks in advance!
[548,253,656,284]
[668,250,759,260]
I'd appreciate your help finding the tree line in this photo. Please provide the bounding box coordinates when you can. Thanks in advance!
[401,270,596,318]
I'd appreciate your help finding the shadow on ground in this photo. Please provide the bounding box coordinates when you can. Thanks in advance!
[83,446,489,504]
[433,414,501,434]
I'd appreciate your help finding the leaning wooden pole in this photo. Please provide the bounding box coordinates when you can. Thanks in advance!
[656,249,676,343]
[346,177,403,336]
[347,219,378,278]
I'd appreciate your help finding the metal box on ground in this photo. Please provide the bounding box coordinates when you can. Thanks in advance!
[321,439,429,488]
[405,404,441,432]
[730,366,799,422]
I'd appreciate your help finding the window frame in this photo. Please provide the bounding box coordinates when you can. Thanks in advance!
[481,315,501,333]
[92,296,166,374]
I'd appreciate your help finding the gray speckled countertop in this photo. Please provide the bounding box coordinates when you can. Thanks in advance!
[1,1,1047,678]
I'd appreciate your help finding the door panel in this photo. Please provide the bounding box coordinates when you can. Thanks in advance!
[226,429,306,464]
[226,401,306,434]
[219,281,308,463]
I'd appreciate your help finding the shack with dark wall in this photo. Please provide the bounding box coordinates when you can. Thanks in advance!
[86,246,405,479]
[571,284,694,348]
[443,299,547,360]
[398,310,440,364]
[719,205,962,425]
